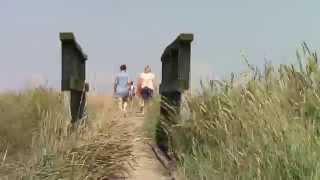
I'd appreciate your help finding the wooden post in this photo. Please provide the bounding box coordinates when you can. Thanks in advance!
[157,33,194,154]
[60,32,89,124]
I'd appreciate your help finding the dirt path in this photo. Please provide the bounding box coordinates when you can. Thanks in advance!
[126,116,172,180]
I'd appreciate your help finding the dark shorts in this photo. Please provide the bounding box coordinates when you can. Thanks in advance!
[120,96,128,102]
[141,87,153,101]
[115,93,128,102]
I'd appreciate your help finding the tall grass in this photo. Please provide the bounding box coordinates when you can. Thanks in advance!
[0,88,134,179]
[143,96,161,139]
[148,44,320,179]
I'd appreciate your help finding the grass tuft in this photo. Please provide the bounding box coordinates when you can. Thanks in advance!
[146,44,320,180]
[0,88,135,179]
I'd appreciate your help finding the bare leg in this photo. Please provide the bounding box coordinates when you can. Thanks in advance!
[130,97,134,113]
[118,97,123,111]
[123,101,128,113]
[139,97,145,114]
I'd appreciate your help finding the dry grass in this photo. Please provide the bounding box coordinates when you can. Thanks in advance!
[0,89,135,179]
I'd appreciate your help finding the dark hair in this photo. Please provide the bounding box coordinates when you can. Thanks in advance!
[120,64,127,71]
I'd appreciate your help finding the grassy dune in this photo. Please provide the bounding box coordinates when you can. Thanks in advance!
[147,45,320,180]
[0,88,134,179]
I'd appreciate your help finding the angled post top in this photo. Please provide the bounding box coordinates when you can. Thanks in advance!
[161,33,194,61]
[59,32,88,60]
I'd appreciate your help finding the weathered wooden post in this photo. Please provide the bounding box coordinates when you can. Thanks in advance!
[60,32,89,124]
[157,33,194,154]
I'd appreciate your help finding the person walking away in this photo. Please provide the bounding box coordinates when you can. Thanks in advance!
[137,65,155,115]
[114,64,129,115]
[128,81,136,112]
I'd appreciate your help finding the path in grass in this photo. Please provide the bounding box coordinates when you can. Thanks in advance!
[127,115,171,180]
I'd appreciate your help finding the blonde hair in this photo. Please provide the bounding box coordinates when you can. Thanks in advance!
[144,65,151,73]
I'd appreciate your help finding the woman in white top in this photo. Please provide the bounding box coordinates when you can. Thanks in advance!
[137,65,155,114]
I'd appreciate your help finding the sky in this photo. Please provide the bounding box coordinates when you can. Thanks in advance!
[1,0,320,93]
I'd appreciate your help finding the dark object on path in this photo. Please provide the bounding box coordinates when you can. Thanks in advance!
[60,32,89,124]
[158,33,193,156]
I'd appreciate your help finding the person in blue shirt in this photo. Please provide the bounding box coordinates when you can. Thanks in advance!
[114,64,130,114]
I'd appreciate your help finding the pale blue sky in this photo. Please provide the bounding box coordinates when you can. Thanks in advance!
[1,0,319,92]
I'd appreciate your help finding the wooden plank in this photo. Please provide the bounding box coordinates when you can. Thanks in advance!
[149,143,177,180]
[177,33,194,42]
[59,32,75,41]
